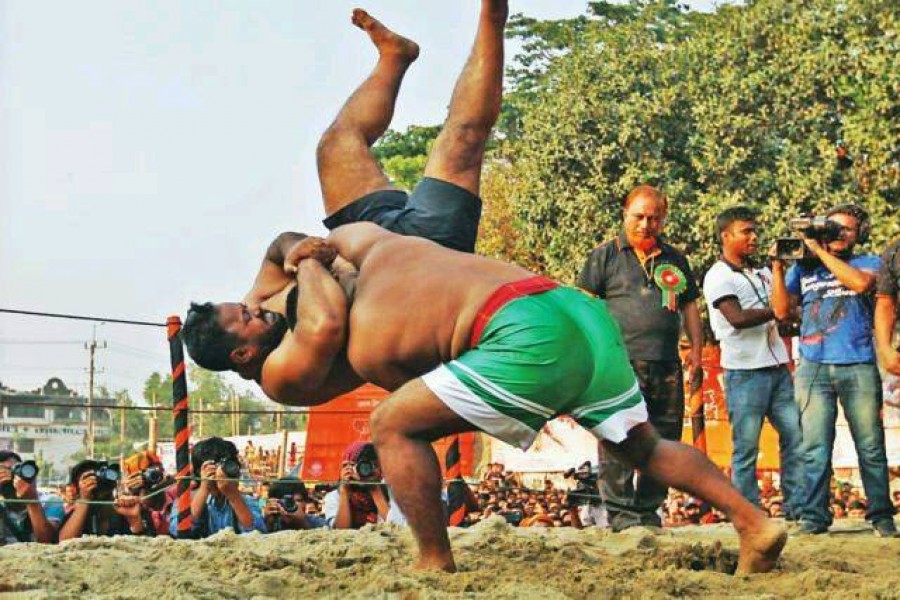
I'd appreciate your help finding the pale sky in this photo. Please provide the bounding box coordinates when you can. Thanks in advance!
[1,1,724,402]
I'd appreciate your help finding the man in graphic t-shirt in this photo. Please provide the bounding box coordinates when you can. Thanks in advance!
[703,206,803,519]
[771,203,896,537]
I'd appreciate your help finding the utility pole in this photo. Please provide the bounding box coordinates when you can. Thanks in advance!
[119,397,126,469]
[197,396,204,438]
[230,390,238,437]
[148,393,158,454]
[85,326,106,459]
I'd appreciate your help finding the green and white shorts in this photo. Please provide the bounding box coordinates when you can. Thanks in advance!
[422,277,648,450]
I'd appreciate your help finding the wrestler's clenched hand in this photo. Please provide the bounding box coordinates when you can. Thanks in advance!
[284,237,337,274]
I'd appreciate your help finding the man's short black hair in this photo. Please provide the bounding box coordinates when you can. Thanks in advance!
[183,302,240,371]
[268,477,309,502]
[191,436,239,476]
[716,206,758,237]
[70,459,102,486]
[0,451,22,464]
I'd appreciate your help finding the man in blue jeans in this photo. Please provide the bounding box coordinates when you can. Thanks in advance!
[703,206,804,520]
[771,203,897,537]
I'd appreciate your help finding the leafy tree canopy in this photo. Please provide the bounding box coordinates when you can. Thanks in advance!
[486,0,898,280]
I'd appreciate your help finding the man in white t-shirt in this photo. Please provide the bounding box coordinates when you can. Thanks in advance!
[703,206,804,520]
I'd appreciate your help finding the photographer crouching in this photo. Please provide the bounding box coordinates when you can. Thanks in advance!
[169,437,266,537]
[0,451,60,544]
[58,459,150,540]
[324,442,407,529]
[264,477,327,531]
[121,450,174,536]
[564,461,607,529]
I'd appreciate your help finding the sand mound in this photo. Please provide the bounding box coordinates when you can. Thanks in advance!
[1,517,898,598]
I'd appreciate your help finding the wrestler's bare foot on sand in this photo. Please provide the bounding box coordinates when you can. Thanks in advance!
[352,9,420,62]
[735,519,788,575]
[412,556,456,573]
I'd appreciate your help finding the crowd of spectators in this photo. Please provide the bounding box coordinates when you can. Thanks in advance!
[3,441,899,546]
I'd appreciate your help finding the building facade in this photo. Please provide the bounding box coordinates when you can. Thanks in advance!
[0,378,110,482]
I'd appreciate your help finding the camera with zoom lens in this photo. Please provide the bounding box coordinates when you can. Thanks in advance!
[216,458,241,479]
[95,463,121,491]
[774,215,844,260]
[354,460,377,479]
[13,460,39,483]
[1,460,40,499]
[278,495,299,514]
[141,466,165,488]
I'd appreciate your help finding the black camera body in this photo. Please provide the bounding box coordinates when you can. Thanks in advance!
[216,458,241,479]
[564,464,600,508]
[278,495,299,514]
[355,460,377,479]
[13,460,39,483]
[95,463,121,491]
[141,466,165,488]
[774,215,843,260]
[1,460,40,499]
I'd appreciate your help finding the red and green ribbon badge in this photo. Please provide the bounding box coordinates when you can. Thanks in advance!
[653,263,687,312]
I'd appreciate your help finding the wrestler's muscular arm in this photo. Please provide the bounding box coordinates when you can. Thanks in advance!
[325,223,397,269]
[244,232,309,308]
[260,258,352,405]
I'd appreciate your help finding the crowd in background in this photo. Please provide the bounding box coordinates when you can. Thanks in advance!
[5,439,899,546]
[3,193,900,545]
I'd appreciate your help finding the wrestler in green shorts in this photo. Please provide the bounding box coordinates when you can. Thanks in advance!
[421,284,648,450]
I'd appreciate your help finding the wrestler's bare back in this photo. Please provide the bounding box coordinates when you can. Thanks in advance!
[331,224,533,391]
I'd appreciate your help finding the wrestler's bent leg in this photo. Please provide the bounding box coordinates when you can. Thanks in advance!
[370,378,474,573]
[317,10,419,215]
[422,0,508,195]
[602,423,787,575]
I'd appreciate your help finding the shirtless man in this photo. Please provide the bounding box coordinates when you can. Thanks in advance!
[186,0,506,399]
[245,0,497,314]
[183,1,785,574]
[185,222,787,574]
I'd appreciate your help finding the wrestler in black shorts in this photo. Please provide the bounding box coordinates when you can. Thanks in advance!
[323,178,481,254]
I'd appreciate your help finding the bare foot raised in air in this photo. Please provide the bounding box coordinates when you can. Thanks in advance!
[352,9,419,62]
[735,519,788,575]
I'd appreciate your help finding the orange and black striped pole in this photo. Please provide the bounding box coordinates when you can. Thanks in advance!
[445,436,467,526]
[167,315,193,538]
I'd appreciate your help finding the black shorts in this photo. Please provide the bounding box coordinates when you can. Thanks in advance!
[322,177,481,253]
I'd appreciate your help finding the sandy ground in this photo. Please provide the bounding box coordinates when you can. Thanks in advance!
[1,517,899,599]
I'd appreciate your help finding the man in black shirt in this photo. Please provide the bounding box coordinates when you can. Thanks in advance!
[578,185,703,531]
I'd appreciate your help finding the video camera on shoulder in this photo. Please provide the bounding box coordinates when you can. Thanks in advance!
[564,462,597,485]
[565,461,599,508]
[774,215,843,260]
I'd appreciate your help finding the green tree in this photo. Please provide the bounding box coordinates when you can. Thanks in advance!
[372,125,442,190]
[483,0,899,279]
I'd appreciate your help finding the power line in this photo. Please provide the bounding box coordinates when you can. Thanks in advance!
[0,399,341,415]
[0,308,166,328]
[0,340,85,345]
